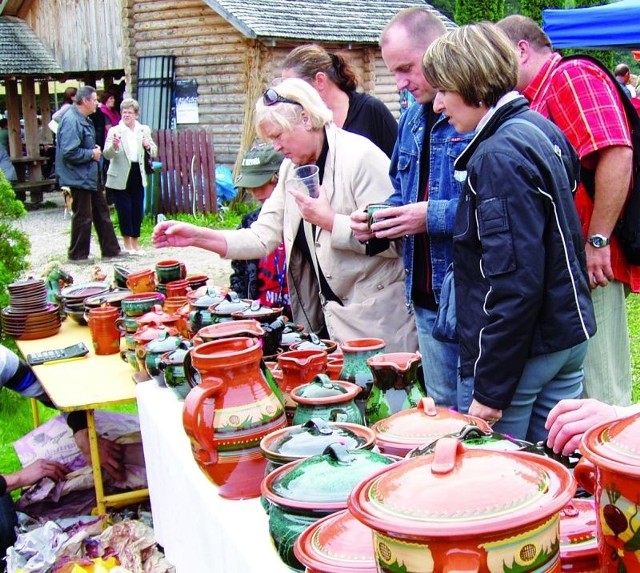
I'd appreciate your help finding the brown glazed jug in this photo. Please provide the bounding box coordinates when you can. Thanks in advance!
[182,336,287,499]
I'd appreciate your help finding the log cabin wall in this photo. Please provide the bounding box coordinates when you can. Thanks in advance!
[124,0,400,168]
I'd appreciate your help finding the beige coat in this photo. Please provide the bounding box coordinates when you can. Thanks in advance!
[103,121,157,190]
[222,124,417,353]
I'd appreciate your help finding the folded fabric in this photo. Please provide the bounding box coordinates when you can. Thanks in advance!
[432,263,458,343]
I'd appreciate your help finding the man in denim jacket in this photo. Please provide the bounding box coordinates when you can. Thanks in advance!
[351,8,472,407]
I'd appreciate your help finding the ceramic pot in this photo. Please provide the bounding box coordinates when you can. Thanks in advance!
[365,351,425,425]
[371,396,492,457]
[290,374,363,425]
[182,337,287,499]
[349,437,576,572]
[155,259,187,284]
[125,268,156,294]
[131,324,179,374]
[164,278,189,298]
[277,349,328,424]
[559,499,599,572]
[135,305,183,334]
[158,343,193,400]
[121,291,165,317]
[573,412,640,572]
[339,338,385,415]
[186,274,208,290]
[262,443,397,571]
[87,304,120,356]
[196,319,265,344]
[294,509,377,573]
[138,330,183,380]
[260,418,376,474]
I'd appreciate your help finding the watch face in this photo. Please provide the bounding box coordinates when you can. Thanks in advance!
[589,235,608,248]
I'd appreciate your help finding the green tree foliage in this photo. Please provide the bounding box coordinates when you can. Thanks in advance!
[454,0,506,24]
[520,0,563,22]
[0,172,30,310]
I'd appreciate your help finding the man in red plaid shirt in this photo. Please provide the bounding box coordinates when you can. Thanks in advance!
[498,15,640,408]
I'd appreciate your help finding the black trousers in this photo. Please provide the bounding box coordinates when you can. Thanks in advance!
[110,165,145,238]
[68,186,121,260]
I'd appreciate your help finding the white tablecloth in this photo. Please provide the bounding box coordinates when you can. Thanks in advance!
[136,380,289,572]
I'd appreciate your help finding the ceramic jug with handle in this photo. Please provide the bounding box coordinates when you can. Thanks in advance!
[182,336,287,499]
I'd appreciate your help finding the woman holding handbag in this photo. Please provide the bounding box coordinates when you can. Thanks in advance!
[103,98,157,255]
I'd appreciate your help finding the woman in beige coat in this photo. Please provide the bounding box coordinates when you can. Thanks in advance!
[103,98,157,254]
[152,78,417,352]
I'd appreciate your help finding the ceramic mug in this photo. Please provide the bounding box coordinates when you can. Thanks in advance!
[126,269,156,294]
[156,260,187,284]
[87,306,120,356]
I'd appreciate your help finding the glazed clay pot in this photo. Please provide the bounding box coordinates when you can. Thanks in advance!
[290,374,363,425]
[182,337,287,499]
[559,499,599,572]
[573,412,640,572]
[339,338,385,415]
[277,349,328,424]
[87,304,120,356]
[349,437,576,573]
[365,351,425,425]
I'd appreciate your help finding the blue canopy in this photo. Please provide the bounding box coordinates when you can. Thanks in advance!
[543,0,640,50]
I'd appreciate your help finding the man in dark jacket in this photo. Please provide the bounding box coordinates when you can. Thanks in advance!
[55,86,123,264]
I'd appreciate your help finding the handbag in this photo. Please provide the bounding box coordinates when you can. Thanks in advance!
[432,263,458,343]
[143,148,154,175]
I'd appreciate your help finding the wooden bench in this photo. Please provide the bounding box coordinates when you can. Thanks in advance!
[12,178,57,193]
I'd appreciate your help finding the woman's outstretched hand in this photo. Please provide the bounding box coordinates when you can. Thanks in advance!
[152,220,197,249]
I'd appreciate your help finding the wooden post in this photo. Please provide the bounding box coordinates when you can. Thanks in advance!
[21,78,44,205]
[39,81,53,145]
[5,79,22,159]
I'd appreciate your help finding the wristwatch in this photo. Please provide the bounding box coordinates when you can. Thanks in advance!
[588,234,610,248]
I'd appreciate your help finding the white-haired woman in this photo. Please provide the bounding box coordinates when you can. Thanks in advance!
[103,98,157,255]
[152,78,417,352]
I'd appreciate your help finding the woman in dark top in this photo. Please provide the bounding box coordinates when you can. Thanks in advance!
[282,44,398,158]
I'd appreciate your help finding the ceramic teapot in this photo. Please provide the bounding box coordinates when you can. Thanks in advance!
[573,412,640,572]
[290,374,363,425]
[158,342,193,400]
[182,337,287,499]
[349,437,576,572]
[365,351,425,425]
[139,330,183,380]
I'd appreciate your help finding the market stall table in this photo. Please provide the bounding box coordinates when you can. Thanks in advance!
[15,320,149,516]
[136,379,289,573]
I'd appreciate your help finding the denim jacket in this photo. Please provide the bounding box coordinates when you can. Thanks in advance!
[386,103,473,310]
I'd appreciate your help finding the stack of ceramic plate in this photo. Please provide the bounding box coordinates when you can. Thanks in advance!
[1,278,62,340]
[59,282,111,325]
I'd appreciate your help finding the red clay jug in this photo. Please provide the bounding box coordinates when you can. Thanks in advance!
[182,336,287,499]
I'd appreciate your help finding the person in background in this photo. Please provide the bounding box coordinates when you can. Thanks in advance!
[0,118,9,152]
[55,86,124,264]
[51,87,78,128]
[153,78,417,352]
[229,144,291,317]
[99,89,121,138]
[103,98,157,255]
[422,22,595,441]
[614,63,636,98]
[282,44,398,158]
[0,145,17,184]
[497,16,640,408]
[0,345,124,559]
[351,7,473,408]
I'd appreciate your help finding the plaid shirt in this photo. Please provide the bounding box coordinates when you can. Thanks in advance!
[524,53,640,290]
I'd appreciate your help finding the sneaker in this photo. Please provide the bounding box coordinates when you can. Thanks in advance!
[67,257,95,265]
[131,249,146,256]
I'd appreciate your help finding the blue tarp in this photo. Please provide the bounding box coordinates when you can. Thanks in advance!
[543,0,640,50]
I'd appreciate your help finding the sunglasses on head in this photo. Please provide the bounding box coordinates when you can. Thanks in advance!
[263,88,302,108]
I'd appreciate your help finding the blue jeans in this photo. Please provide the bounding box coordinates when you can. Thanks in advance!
[413,305,459,408]
[458,341,588,443]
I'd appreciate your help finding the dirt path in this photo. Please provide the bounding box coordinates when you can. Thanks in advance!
[14,196,232,287]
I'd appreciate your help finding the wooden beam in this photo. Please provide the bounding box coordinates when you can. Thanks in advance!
[39,82,53,145]
[22,78,40,159]
[5,79,22,159]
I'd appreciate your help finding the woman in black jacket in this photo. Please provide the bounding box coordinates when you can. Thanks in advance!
[422,22,596,442]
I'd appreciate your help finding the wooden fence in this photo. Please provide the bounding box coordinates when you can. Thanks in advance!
[152,129,217,215]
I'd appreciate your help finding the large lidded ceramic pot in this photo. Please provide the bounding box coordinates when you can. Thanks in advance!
[349,437,576,573]
[372,396,492,457]
[559,499,599,572]
[365,351,425,425]
[182,336,287,499]
[262,443,397,571]
[573,412,640,572]
[294,509,377,573]
[290,374,363,425]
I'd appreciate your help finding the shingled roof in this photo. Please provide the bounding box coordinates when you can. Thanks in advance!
[202,0,455,43]
[0,16,64,78]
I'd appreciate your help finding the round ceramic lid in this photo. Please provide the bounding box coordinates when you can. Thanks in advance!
[349,437,575,537]
[581,412,640,474]
[261,419,369,461]
[294,375,348,398]
[294,509,377,573]
[264,443,396,509]
[559,499,598,561]
[373,397,492,451]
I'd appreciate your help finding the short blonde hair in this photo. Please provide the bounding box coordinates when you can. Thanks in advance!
[422,22,519,108]
[254,78,332,141]
[120,97,139,114]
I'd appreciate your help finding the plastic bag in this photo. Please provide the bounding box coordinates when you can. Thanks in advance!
[215,165,237,204]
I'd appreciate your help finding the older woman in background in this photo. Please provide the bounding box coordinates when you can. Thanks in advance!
[282,44,397,157]
[103,98,157,255]
[422,23,595,441]
[153,78,416,352]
